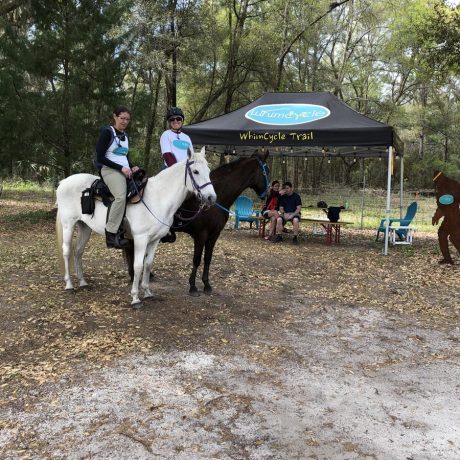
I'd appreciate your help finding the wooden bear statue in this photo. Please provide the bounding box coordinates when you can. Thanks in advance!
[432,171,460,264]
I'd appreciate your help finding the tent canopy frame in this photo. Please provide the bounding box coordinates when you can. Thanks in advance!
[183,92,404,255]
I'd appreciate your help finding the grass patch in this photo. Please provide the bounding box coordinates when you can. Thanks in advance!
[2,179,54,193]
[2,209,53,224]
[1,180,55,203]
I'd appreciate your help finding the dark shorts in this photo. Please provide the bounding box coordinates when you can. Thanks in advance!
[280,214,301,224]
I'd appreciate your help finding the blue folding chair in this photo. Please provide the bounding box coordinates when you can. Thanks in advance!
[376,201,418,241]
[234,195,259,229]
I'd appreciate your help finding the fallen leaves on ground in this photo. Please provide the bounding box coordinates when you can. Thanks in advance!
[0,195,459,401]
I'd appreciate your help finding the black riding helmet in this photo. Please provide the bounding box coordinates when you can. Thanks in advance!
[166,107,185,121]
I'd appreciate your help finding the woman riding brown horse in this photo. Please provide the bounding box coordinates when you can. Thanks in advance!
[123,151,270,295]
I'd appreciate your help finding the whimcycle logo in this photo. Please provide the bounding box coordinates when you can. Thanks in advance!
[173,139,190,150]
[245,103,330,126]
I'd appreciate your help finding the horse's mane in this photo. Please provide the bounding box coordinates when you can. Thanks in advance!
[211,155,255,182]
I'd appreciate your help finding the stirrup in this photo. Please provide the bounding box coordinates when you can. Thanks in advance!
[161,230,176,243]
[105,230,129,249]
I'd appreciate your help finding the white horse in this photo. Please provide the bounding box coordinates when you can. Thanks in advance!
[56,147,216,307]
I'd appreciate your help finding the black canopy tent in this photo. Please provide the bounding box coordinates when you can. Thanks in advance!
[183,92,403,157]
[183,92,404,254]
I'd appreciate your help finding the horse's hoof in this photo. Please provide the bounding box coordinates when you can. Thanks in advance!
[189,290,200,297]
[203,288,213,296]
[131,301,143,310]
[65,288,75,293]
[79,284,91,290]
[439,259,454,265]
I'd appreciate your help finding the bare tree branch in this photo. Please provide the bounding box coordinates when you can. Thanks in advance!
[0,0,26,16]
[275,0,351,90]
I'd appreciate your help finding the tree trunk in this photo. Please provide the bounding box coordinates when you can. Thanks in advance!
[444,135,448,162]
[223,0,249,113]
[281,156,288,183]
[130,74,139,111]
[62,5,71,178]
[143,70,162,174]
[418,132,424,160]
[418,84,428,160]
[0,0,25,16]
[166,0,178,108]
[340,157,359,185]
[293,157,299,188]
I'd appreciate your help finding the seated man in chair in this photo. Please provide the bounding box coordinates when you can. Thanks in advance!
[274,181,302,245]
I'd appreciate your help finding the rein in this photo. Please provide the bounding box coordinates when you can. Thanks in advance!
[213,156,269,215]
[172,204,206,229]
[185,159,213,201]
[130,159,212,228]
[214,202,234,215]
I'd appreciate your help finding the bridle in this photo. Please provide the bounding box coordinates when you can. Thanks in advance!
[184,158,213,205]
[212,156,271,216]
[128,158,213,229]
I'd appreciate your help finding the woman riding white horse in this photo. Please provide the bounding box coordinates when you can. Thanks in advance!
[56,147,216,307]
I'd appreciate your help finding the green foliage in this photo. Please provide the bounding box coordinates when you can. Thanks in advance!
[2,209,53,224]
[2,178,53,192]
[0,0,458,191]
[0,0,133,178]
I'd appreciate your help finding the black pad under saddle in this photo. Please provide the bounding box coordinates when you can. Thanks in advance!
[80,169,148,215]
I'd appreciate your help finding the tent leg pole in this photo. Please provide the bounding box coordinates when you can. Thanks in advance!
[383,146,393,255]
[360,158,365,230]
[400,155,404,219]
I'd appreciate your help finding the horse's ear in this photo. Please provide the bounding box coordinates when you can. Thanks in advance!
[200,146,206,157]
[254,148,269,162]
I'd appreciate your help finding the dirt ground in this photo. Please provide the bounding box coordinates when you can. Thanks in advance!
[0,195,459,460]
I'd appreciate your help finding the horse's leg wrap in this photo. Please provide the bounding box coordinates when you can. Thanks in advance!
[142,241,159,299]
[62,224,75,290]
[202,236,218,294]
[131,237,148,306]
[189,267,199,296]
[189,239,204,295]
[75,222,92,287]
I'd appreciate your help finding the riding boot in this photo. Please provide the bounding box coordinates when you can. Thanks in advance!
[105,230,129,249]
[161,229,176,243]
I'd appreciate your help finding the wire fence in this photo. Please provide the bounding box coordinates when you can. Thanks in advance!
[2,181,438,233]
[246,186,437,231]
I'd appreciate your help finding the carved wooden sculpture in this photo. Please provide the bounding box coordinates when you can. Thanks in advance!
[432,171,460,264]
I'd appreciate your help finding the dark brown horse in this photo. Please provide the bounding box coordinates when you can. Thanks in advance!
[124,151,270,295]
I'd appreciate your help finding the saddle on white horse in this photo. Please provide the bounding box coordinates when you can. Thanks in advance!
[81,169,148,215]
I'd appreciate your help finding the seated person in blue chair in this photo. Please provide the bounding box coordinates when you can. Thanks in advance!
[274,181,302,245]
[261,180,286,240]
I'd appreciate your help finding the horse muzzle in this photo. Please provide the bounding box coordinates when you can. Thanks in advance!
[198,190,217,206]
